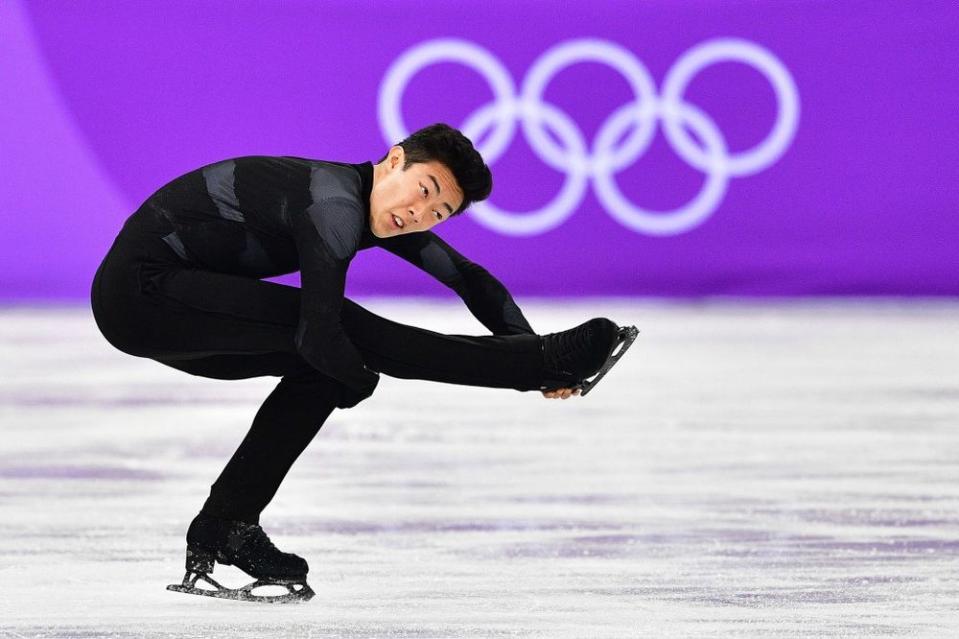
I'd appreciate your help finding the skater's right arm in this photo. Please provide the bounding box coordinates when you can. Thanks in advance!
[372,231,536,336]
[291,201,380,408]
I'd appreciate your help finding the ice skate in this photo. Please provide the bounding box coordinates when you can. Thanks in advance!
[167,514,314,603]
[540,318,639,396]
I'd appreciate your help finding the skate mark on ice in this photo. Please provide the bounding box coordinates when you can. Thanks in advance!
[0,465,163,480]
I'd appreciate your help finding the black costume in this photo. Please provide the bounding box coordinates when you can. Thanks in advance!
[91,156,546,524]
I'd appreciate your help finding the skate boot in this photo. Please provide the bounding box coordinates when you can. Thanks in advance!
[167,513,314,603]
[539,317,639,396]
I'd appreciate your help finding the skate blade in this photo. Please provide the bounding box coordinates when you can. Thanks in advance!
[578,325,638,396]
[167,572,314,604]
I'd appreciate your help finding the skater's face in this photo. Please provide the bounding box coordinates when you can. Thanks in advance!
[369,146,464,238]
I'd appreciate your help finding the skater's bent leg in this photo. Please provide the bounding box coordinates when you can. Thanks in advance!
[341,299,544,391]
[94,260,303,362]
[155,351,308,380]
[97,259,545,392]
[199,367,341,523]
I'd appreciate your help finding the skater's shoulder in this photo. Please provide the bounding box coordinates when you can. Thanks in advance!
[193,155,364,203]
[306,160,365,202]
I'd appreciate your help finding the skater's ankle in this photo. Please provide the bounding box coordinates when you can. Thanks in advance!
[539,318,618,387]
[196,509,259,526]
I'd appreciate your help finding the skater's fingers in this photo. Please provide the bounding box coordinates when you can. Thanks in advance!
[545,386,585,398]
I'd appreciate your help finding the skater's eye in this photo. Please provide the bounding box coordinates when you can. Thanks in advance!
[421,184,448,221]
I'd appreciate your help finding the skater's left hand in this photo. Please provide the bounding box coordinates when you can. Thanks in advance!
[542,387,581,400]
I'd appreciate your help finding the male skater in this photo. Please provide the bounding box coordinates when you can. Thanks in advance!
[90,123,636,602]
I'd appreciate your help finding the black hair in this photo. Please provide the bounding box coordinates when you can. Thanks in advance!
[377,123,492,216]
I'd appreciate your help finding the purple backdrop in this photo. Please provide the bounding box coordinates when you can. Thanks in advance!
[1,0,957,299]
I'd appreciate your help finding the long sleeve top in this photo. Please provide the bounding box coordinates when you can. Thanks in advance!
[145,156,535,405]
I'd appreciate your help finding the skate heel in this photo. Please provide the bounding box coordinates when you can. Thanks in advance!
[579,325,639,396]
[185,543,215,573]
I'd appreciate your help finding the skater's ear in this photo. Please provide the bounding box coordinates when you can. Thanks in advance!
[387,145,406,171]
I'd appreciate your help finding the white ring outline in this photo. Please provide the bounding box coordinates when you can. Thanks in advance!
[595,101,729,235]
[379,37,800,236]
[661,38,800,177]
[378,38,518,163]
[519,39,659,176]
[462,100,590,235]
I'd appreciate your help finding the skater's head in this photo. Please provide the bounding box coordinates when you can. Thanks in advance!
[369,123,492,238]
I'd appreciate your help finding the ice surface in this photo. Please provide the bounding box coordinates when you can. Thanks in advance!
[1,299,958,638]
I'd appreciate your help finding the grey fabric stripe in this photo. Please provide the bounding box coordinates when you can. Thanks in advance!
[304,200,361,261]
[419,242,458,282]
[161,231,189,261]
[202,160,245,222]
[309,163,358,201]
[305,163,364,260]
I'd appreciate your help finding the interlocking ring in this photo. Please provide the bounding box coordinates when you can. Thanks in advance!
[379,37,800,236]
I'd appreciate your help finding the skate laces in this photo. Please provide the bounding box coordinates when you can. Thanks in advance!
[546,323,594,375]
[228,523,282,557]
[248,526,282,556]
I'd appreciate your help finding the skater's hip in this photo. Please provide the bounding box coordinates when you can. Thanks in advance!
[90,202,187,354]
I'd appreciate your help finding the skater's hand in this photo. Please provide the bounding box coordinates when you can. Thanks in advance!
[541,387,581,400]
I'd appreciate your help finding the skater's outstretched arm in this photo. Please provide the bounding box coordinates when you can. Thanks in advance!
[292,198,380,408]
[374,231,593,401]
[373,231,535,336]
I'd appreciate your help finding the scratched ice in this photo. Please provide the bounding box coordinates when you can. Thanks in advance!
[1,300,958,638]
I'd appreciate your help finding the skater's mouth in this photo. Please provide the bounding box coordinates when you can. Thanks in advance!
[391,214,404,231]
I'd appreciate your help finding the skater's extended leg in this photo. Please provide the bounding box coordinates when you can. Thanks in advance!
[340,299,543,390]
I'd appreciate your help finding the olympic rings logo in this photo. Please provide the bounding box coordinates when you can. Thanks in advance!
[379,38,800,236]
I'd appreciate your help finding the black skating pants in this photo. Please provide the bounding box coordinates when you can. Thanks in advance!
[91,206,544,524]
